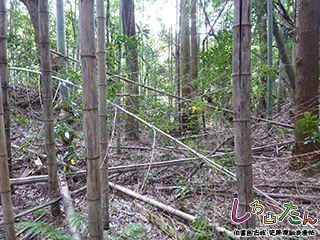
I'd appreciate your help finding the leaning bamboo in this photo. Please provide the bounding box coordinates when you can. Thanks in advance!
[39,0,60,217]
[79,0,103,239]
[273,16,295,92]
[97,0,110,230]
[0,1,16,239]
[232,0,255,230]
[106,71,294,129]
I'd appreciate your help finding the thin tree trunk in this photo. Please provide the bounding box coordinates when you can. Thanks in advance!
[39,0,61,217]
[97,0,110,230]
[116,0,123,154]
[190,0,198,126]
[56,0,69,103]
[106,0,110,46]
[0,1,16,238]
[122,0,139,141]
[232,0,255,230]
[79,0,103,239]
[175,0,181,135]
[180,0,191,132]
[292,0,320,171]
[257,0,267,114]
[266,0,273,126]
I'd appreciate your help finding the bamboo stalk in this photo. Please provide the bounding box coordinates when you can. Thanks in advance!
[79,0,103,239]
[97,0,110,230]
[0,1,16,238]
[232,0,255,230]
[39,0,60,216]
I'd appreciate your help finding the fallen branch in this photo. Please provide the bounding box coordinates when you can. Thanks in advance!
[109,182,234,238]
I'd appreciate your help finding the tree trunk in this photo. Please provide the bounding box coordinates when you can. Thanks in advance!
[180,0,192,132]
[232,0,255,230]
[80,0,103,239]
[0,1,16,238]
[292,0,320,172]
[257,0,267,114]
[175,0,181,135]
[122,0,139,141]
[190,0,198,126]
[266,0,273,126]
[39,0,60,217]
[97,0,110,230]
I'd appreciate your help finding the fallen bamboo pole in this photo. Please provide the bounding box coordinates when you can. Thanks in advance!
[9,158,198,185]
[58,175,81,240]
[107,100,284,206]
[109,182,234,238]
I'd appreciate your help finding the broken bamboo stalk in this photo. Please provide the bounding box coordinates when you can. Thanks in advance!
[109,182,234,238]
[58,175,81,240]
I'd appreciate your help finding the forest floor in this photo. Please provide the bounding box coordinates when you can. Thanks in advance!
[1,83,320,240]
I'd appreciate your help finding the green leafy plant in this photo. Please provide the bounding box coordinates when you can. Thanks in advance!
[18,221,78,240]
[297,112,320,144]
[112,224,145,240]
[67,211,89,237]
[183,217,217,240]
[175,179,198,197]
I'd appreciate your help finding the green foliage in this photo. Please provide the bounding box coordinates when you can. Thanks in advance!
[58,66,82,86]
[198,30,233,108]
[175,179,198,197]
[297,112,320,144]
[183,218,217,240]
[19,212,91,240]
[137,24,150,40]
[67,211,89,237]
[112,224,145,240]
[18,221,77,240]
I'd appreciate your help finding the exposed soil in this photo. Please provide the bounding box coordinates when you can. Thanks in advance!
[1,83,320,240]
